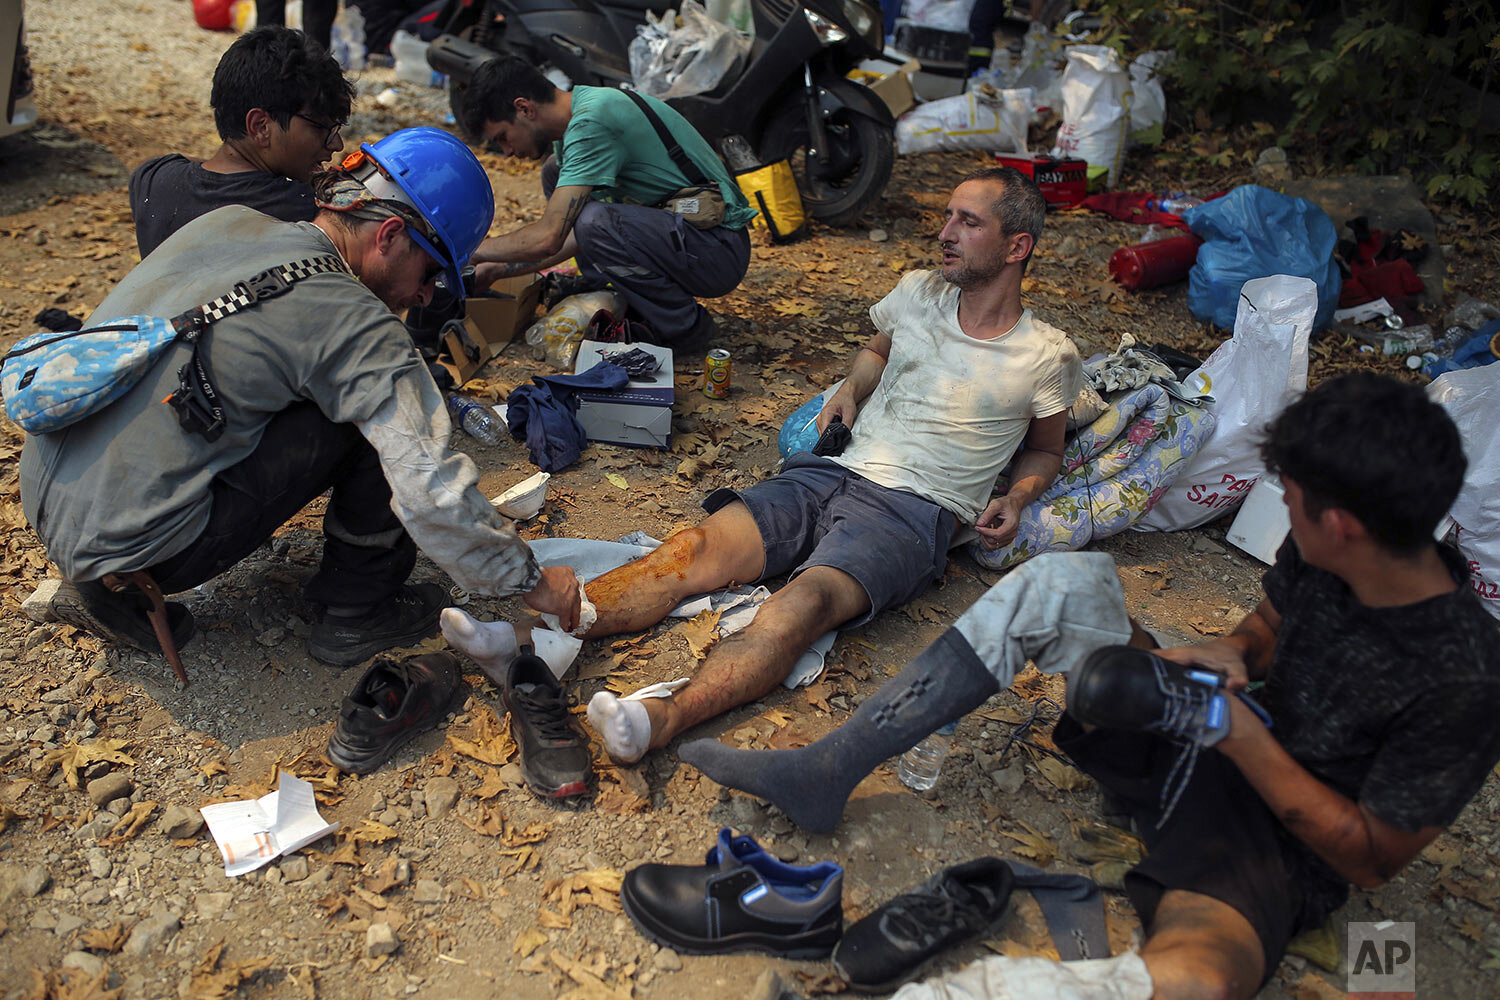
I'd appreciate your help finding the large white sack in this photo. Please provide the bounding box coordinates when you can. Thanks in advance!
[1051,45,1130,187]
[1428,368,1500,621]
[1137,275,1316,531]
[896,85,1032,155]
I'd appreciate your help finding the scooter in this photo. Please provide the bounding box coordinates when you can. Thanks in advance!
[427,0,894,226]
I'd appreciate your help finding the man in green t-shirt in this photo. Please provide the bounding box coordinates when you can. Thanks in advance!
[461,57,754,350]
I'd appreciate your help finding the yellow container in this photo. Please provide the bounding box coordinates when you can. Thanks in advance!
[735,159,807,243]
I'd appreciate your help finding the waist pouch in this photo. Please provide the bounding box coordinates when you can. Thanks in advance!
[662,185,728,229]
[1,255,347,440]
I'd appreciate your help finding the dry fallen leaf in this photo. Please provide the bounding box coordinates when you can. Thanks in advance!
[1033,756,1091,792]
[41,740,135,790]
[514,928,548,958]
[364,857,406,895]
[343,820,399,845]
[77,923,128,954]
[678,609,722,660]
[188,939,272,1000]
[100,801,157,845]
[999,820,1056,867]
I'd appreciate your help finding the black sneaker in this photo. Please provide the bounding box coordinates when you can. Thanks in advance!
[327,652,461,774]
[49,579,195,653]
[621,828,843,958]
[504,646,591,798]
[307,582,450,667]
[542,272,608,310]
[1067,645,1271,826]
[833,857,1014,992]
[1067,646,1233,746]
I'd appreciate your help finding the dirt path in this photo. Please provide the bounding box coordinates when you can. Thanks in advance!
[2,4,1498,1000]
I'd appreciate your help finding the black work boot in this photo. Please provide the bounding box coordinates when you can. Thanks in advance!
[327,652,461,774]
[49,579,195,653]
[504,646,591,799]
[307,582,449,667]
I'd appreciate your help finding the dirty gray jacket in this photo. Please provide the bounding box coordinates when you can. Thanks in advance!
[19,206,540,595]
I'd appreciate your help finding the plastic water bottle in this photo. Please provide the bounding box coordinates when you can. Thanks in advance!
[898,721,957,792]
[448,396,504,446]
[1147,192,1204,214]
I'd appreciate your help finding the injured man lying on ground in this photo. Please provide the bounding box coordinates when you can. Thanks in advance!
[437,167,1082,792]
[575,166,1082,767]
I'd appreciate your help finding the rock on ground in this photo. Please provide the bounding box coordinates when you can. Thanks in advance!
[85,772,132,807]
[123,913,180,957]
[424,776,461,819]
[158,804,203,839]
[365,922,399,958]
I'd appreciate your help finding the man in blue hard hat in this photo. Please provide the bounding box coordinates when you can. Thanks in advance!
[459,57,755,351]
[22,127,581,677]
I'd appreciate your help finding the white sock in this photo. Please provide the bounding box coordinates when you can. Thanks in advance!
[586,692,652,764]
[891,951,1153,1000]
[440,607,518,685]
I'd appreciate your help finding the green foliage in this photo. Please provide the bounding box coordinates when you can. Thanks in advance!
[1093,1,1500,205]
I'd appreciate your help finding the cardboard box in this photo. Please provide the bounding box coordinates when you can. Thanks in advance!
[993,153,1088,207]
[851,58,920,118]
[435,274,542,385]
[571,340,674,449]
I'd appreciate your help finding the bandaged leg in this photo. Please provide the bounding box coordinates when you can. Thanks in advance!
[679,552,1133,832]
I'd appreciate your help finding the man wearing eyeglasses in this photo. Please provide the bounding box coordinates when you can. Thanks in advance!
[129,25,354,258]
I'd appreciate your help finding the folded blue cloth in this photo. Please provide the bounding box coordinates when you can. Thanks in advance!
[506,361,629,472]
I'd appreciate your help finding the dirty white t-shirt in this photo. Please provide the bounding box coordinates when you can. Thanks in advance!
[832,270,1083,523]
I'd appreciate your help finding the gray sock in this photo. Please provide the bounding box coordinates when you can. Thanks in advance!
[1007,861,1111,961]
[679,627,1000,834]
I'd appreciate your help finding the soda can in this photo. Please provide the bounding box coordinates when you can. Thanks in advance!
[703,349,732,399]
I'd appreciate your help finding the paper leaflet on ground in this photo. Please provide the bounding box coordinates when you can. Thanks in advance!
[528,534,838,688]
[199,773,338,877]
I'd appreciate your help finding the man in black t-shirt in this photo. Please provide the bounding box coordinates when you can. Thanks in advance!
[129,26,354,258]
[680,374,1500,999]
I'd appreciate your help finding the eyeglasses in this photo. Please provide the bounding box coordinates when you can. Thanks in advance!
[405,229,445,286]
[293,112,344,149]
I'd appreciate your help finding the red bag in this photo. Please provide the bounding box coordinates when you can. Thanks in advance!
[193,0,235,31]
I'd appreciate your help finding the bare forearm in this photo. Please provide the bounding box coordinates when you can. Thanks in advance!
[841,337,890,404]
[1223,603,1279,680]
[1004,447,1063,507]
[474,225,567,268]
[1222,729,1390,888]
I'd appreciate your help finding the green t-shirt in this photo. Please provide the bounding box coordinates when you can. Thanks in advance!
[554,86,756,231]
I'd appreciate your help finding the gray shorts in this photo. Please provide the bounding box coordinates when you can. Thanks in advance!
[703,453,957,627]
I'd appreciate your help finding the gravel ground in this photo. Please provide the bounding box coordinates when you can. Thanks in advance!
[2,4,1499,1000]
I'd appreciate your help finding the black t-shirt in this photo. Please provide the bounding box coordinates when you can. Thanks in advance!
[1261,539,1500,834]
[128,154,317,258]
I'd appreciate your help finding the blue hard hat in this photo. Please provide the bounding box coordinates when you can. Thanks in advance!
[358,127,494,300]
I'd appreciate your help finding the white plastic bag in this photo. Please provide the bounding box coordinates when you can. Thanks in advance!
[629,1,750,100]
[1138,275,1316,531]
[1051,45,1130,188]
[1015,22,1065,114]
[391,30,443,88]
[1128,50,1169,141]
[1428,368,1500,621]
[901,0,976,32]
[895,85,1032,155]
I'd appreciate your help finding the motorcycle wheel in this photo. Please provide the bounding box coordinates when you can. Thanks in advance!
[764,78,894,228]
